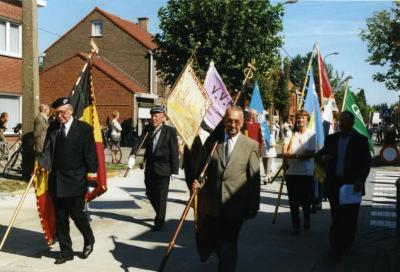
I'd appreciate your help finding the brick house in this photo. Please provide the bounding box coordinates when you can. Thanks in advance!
[41,7,166,134]
[0,0,45,135]
[40,52,145,123]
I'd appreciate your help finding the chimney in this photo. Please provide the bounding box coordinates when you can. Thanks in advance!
[138,17,149,32]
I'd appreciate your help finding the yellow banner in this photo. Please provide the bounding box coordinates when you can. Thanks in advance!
[165,64,212,148]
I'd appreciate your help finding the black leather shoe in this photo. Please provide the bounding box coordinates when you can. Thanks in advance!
[54,255,74,264]
[81,244,94,259]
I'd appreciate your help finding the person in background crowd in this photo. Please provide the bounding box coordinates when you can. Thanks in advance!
[383,117,399,145]
[244,108,263,156]
[33,104,50,154]
[261,114,277,185]
[377,122,383,143]
[110,111,122,163]
[283,110,316,234]
[273,119,280,141]
[0,112,9,142]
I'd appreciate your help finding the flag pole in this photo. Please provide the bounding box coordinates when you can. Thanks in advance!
[341,82,349,113]
[157,62,255,272]
[0,173,36,250]
[298,43,317,111]
[71,39,98,97]
[123,42,202,178]
[316,42,324,107]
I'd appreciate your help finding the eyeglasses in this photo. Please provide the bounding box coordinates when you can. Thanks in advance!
[54,110,69,116]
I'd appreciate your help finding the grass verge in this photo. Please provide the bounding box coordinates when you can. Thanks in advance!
[0,179,28,193]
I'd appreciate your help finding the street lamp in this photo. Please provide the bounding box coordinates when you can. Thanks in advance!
[283,0,298,4]
[323,51,339,62]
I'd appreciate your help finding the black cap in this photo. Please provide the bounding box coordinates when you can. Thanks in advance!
[51,97,70,109]
[150,105,164,115]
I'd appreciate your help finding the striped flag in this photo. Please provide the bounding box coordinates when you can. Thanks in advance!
[69,62,107,201]
[34,166,56,244]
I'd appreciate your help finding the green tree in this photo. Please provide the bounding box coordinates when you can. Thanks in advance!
[275,57,290,118]
[154,0,284,90]
[360,2,400,91]
[289,53,310,88]
[356,89,371,123]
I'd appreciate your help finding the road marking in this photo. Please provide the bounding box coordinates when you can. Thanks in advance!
[370,171,398,228]
[371,211,396,217]
[370,220,396,228]
[372,202,396,207]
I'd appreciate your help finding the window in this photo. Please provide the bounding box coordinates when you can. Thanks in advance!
[91,20,103,37]
[0,19,21,58]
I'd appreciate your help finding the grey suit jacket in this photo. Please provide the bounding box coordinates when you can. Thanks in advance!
[199,133,261,220]
[33,113,49,152]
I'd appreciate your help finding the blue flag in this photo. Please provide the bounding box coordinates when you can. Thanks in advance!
[249,82,271,150]
[303,71,324,150]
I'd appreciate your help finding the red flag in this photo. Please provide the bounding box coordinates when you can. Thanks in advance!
[318,53,333,98]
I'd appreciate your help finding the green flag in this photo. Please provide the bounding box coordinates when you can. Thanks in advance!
[342,89,375,154]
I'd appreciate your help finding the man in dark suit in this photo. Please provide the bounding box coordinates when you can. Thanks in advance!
[192,105,260,272]
[128,105,179,231]
[39,97,98,264]
[316,111,371,261]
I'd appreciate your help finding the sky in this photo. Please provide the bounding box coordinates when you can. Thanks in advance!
[38,0,399,106]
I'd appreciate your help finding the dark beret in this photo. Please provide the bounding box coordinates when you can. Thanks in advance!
[150,105,164,114]
[51,97,70,109]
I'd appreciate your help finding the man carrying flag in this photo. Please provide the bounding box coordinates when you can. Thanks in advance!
[39,96,98,264]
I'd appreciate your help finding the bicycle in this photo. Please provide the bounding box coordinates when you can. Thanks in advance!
[102,126,122,164]
[2,124,23,176]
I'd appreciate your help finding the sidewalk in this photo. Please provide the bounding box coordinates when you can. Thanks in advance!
[0,163,399,271]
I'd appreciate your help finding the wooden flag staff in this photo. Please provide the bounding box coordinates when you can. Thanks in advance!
[157,61,256,272]
[0,172,36,250]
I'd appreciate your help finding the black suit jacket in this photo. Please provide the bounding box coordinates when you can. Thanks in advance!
[39,119,98,198]
[132,123,179,177]
[316,129,371,196]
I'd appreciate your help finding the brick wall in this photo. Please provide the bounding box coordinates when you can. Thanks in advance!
[44,11,150,92]
[40,55,135,126]
[0,55,21,93]
[0,0,22,22]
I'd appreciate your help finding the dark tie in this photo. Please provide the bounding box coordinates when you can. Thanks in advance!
[58,124,66,145]
[55,124,66,167]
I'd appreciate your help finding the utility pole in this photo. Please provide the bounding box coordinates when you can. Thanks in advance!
[21,0,40,180]
[22,0,40,131]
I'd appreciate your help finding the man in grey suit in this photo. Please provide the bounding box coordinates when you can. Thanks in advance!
[192,105,260,272]
[33,104,49,153]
